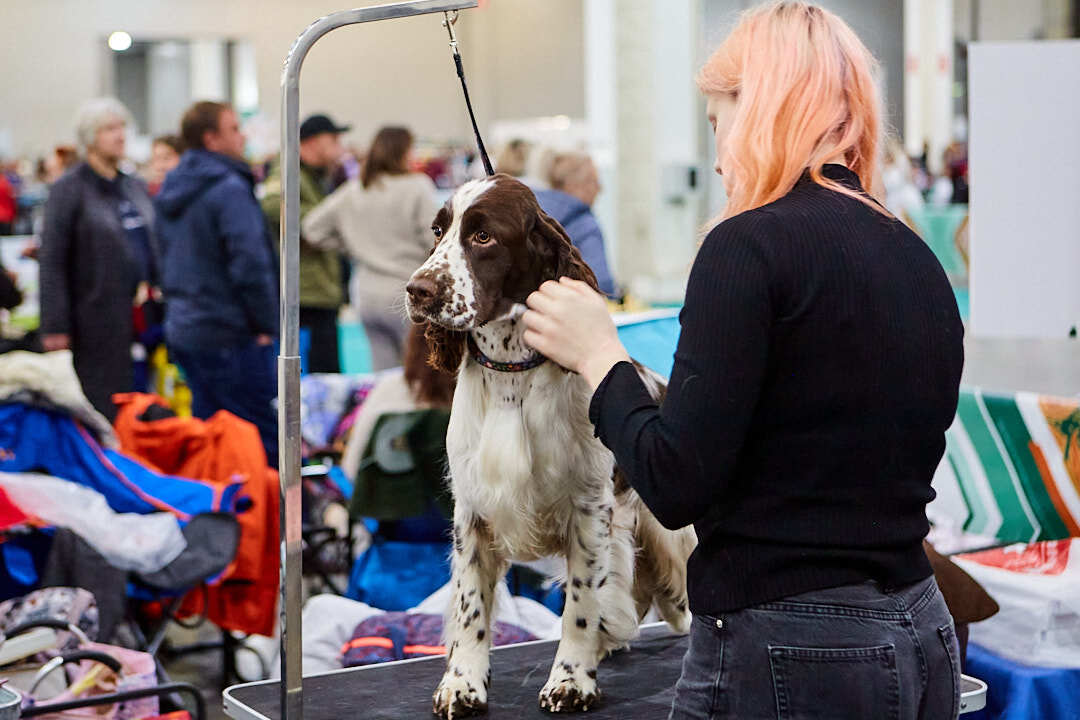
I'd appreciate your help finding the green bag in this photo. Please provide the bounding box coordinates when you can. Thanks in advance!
[350,409,453,521]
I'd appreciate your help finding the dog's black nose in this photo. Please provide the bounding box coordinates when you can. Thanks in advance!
[406,277,437,303]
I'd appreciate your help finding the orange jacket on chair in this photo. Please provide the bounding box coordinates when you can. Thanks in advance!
[113,392,279,636]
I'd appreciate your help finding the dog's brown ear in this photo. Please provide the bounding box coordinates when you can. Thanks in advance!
[532,210,599,292]
[421,321,467,374]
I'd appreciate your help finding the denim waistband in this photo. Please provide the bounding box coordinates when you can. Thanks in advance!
[751,575,939,621]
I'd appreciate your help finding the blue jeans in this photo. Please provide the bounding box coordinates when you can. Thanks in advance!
[671,576,960,720]
[170,340,279,468]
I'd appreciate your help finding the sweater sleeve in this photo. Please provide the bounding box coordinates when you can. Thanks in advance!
[301,183,348,253]
[589,212,775,530]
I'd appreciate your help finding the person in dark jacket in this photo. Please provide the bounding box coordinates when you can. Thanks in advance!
[156,101,279,465]
[39,97,156,421]
[534,152,616,296]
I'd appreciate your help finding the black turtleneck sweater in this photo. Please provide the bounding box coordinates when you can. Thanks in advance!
[589,165,964,614]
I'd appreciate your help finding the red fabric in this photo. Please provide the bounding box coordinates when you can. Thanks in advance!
[0,175,15,224]
[960,539,1073,576]
[0,486,32,530]
[113,393,279,636]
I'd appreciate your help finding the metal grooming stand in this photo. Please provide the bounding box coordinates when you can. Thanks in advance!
[277,2,477,719]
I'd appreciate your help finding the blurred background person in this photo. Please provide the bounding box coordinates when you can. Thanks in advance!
[0,260,22,311]
[156,101,279,464]
[43,145,81,184]
[943,137,969,205]
[147,134,184,196]
[340,323,456,482]
[535,151,616,296]
[14,146,79,253]
[522,144,557,190]
[0,257,35,354]
[494,138,530,178]
[262,113,349,373]
[0,169,14,235]
[38,97,155,421]
[493,139,556,191]
[302,126,437,371]
[882,137,924,223]
[330,143,365,188]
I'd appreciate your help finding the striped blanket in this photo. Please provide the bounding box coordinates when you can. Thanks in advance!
[931,389,1080,544]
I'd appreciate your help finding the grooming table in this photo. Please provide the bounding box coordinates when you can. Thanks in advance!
[223,624,987,718]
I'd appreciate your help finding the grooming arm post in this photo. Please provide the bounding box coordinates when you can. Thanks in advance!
[278,4,478,719]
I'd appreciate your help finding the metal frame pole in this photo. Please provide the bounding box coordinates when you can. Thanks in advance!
[277,2,477,718]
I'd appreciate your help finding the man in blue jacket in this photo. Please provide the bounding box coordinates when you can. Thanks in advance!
[534,152,617,297]
[156,101,279,465]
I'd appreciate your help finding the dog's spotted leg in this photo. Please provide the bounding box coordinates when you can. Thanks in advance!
[538,501,613,713]
[433,513,505,719]
[634,506,696,634]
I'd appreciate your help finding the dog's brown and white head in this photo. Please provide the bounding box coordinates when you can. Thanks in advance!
[406,173,596,372]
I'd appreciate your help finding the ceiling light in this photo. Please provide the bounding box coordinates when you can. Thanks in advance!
[108,31,133,52]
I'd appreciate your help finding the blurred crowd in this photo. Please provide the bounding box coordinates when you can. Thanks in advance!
[0,93,972,466]
[880,135,970,221]
[0,96,619,464]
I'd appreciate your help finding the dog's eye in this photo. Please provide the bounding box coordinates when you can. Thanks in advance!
[431,226,443,240]
[474,230,491,244]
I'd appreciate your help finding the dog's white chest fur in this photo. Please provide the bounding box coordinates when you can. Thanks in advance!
[445,324,614,560]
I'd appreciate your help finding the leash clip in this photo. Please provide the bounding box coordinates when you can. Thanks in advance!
[442,10,460,54]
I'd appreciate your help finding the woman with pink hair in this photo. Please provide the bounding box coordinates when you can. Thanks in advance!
[524,3,963,718]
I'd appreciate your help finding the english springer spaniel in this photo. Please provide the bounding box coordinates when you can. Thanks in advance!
[405,174,696,717]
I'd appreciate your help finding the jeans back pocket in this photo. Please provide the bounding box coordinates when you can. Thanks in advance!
[769,644,900,720]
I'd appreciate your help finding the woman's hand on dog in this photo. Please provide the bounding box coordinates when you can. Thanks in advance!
[523,277,630,390]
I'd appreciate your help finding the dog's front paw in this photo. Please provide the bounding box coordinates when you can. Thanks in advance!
[538,664,599,713]
[432,671,488,719]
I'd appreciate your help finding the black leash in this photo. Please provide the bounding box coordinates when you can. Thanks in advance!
[443,11,494,176]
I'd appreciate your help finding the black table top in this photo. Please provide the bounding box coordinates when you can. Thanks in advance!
[224,624,986,719]
[225,625,683,720]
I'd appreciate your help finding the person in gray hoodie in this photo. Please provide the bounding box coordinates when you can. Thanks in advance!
[155,101,279,465]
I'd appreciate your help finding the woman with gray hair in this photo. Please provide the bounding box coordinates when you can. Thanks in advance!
[39,97,156,421]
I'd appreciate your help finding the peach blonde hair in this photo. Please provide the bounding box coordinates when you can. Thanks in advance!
[698,2,885,220]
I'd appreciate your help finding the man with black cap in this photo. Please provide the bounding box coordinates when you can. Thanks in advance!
[262,113,349,373]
